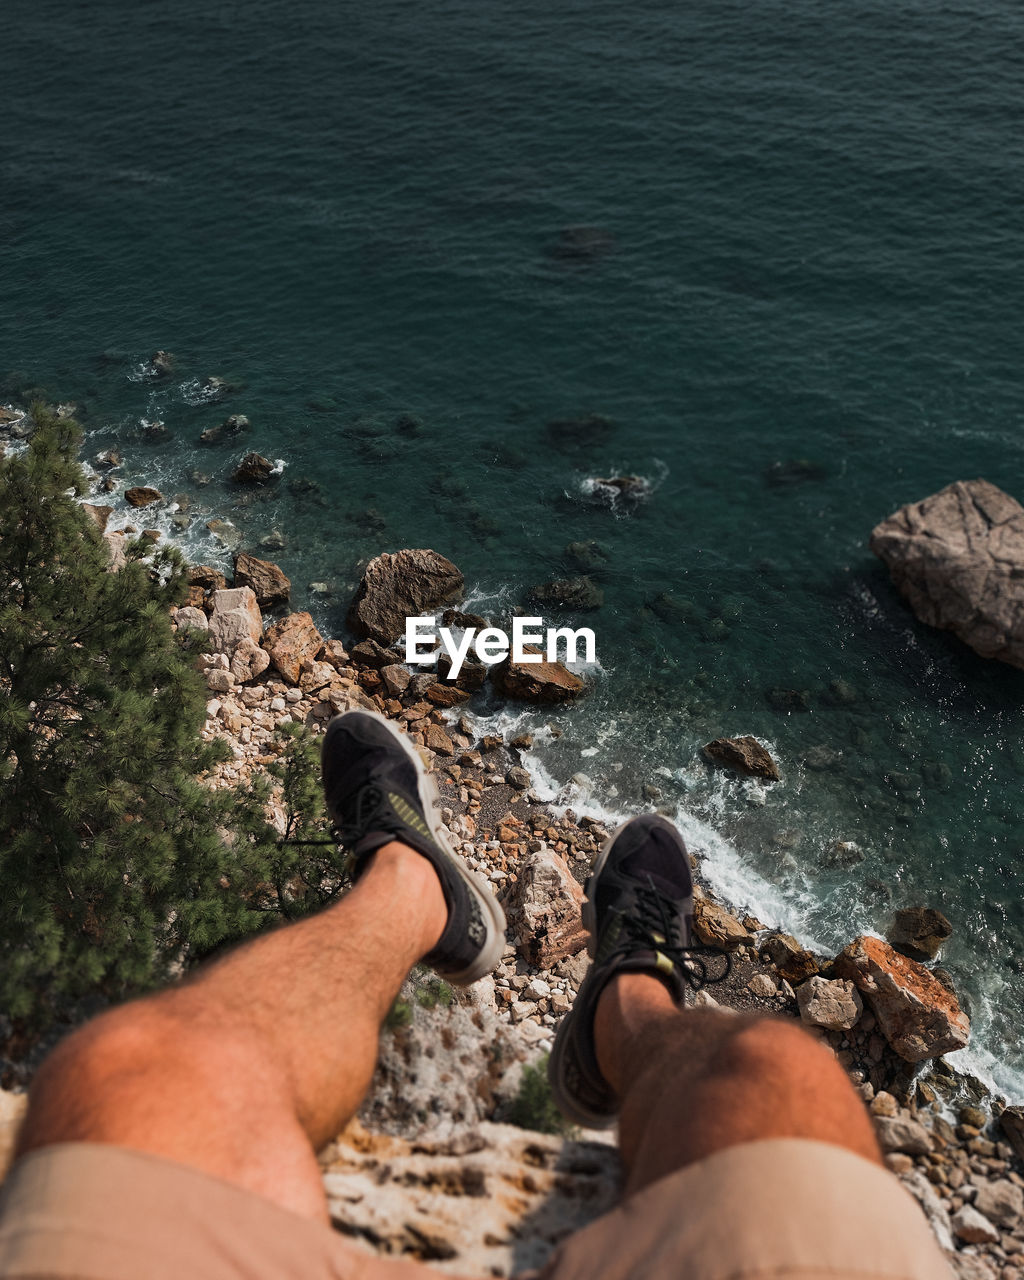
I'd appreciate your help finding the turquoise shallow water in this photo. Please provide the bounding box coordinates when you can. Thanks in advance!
[4,0,1024,1095]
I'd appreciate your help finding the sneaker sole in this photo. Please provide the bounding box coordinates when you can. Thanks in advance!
[334,709,507,985]
[547,820,637,1131]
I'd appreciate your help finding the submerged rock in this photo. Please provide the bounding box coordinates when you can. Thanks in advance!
[529,576,604,611]
[347,548,464,646]
[545,413,615,451]
[200,414,250,446]
[546,225,615,263]
[766,687,811,714]
[870,479,1024,669]
[206,519,242,552]
[565,540,610,573]
[833,935,970,1062]
[764,459,828,487]
[585,475,651,504]
[703,736,780,782]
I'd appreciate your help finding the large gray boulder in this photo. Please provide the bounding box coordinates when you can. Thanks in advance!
[870,480,1024,668]
[207,587,263,656]
[347,549,464,645]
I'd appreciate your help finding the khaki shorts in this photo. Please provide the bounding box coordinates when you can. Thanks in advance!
[0,1138,951,1280]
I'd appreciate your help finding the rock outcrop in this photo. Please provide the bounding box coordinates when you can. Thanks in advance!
[321,1119,618,1277]
[870,480,1024,669]
[347,549,464,646]
[703,736,780,782]
[833,936,970,1062]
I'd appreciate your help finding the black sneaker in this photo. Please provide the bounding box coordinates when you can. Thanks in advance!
[548,814,730,1128]
[321,709,506,984]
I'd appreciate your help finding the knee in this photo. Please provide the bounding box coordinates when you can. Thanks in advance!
[17,1002,183,1149]
[715,1016,839,1086]
[18,998,269,1155]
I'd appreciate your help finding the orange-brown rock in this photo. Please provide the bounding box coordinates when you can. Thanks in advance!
[124,485,164,508]
[424,725,455,756]
[425,683,470,708]
[703,736,780,782]
[833,935,970,1062]
[233,552,291,607]
[693,899,749,950]
[761,933,819,985]
[264,611,324,684]
[492,647,585,705]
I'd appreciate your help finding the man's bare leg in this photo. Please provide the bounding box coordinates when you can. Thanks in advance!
[15,841,447,1223]
[594,972,881,1197]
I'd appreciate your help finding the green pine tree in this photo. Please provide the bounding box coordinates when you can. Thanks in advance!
[0,405,340,1026]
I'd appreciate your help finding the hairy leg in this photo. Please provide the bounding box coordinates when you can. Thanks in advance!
[16,842,448,1222]
[594,973,881,1197]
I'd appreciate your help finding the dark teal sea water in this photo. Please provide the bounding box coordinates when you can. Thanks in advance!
[5,0,1024,1096]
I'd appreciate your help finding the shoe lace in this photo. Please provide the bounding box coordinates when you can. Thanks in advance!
[329,783,387,850]
[618,876,732,993]
[272,786,387,854]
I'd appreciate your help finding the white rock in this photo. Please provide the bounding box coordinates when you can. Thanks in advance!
[175,605,209,631]
[974,1178,1024,1229]
[207,586,263,655]
[747,973,777,999]
[796,975,863,1031]
[875,1114,932,1157]
[899,1171,954,1253]
[951,1204,1000,1245]
[206,668,235,693]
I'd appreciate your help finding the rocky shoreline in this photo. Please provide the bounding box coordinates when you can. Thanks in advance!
[2,403,1024,1276]
[25,543,1024,1275]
